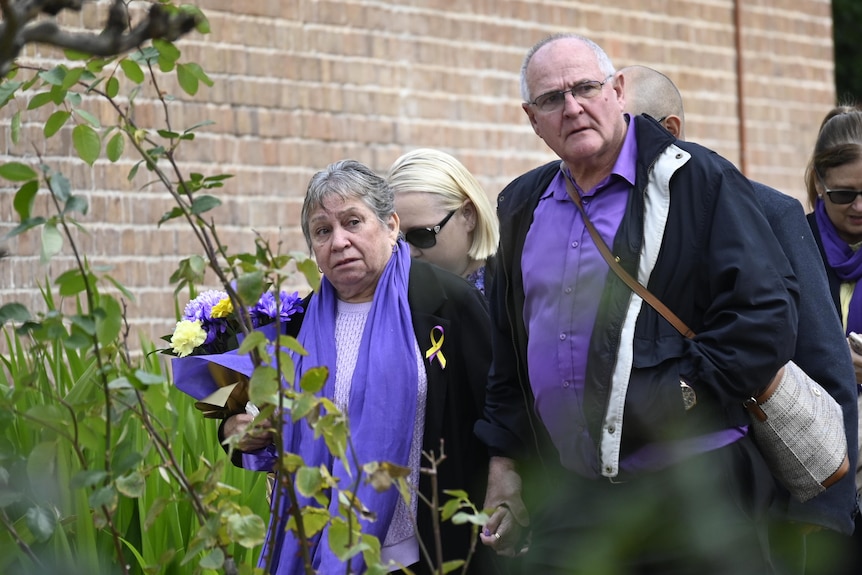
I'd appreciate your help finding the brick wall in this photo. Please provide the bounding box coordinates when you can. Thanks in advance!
[0,0,836,349]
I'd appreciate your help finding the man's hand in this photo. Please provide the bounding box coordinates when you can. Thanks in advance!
[479,456,531,556]
[848,336,862,385]
[223,413,273,451]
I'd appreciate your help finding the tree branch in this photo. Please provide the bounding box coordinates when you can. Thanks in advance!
[0,0,198,76]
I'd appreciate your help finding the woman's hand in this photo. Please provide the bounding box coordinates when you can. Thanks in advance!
[479,456,531,556]
[223,413,274,451]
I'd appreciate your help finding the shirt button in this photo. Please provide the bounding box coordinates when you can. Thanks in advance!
[564,287,572,294]
[571,241,579,248]
[607,425,615,434]
[605,466,613,474]
[559,333,566,341]
[563,380,570,388]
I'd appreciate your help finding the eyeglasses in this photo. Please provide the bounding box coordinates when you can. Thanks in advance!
[528,75,614,113]
[817,171,862,205]
[404,210,456,249]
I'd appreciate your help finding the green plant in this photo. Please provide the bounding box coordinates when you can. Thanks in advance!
[0,2,489,574]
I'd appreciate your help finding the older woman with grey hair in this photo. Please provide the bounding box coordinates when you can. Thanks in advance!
[222,160,496,574]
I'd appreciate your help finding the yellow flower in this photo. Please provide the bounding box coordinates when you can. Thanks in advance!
[170,320,207,357]
[210,297,233,318]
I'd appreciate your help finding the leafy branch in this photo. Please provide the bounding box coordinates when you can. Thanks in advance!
[0,0,201,76]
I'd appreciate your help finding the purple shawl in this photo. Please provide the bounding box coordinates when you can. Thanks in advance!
[258,239,418,574]
[815,199,862,334]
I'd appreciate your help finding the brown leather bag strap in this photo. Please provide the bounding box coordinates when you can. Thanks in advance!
[561,166,696,339]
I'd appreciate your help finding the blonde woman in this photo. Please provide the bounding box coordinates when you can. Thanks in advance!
[387,149,499,296]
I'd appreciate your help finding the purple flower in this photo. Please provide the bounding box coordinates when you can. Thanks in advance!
[250,290,304,327]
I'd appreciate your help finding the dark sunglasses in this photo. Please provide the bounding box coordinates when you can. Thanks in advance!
[403,210,456,249]
[818,171,862,205]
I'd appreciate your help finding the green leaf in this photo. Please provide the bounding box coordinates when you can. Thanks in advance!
[0,80,23,107]
[157,205,184,226]
[184,62,213,87]
[0,303,32,325]
[48,84,67,105]
[441,560,466,574]
[96,294,123,345]
[132,369,165,386]
[115,471,145,498]
[25,506,56,542]
[74,108,101,129]
[63,49,91,61]
[27,91,54,110]
[71,470,109,489]
[44,110,71,138]
[56,268,89,296]
[236,271,265,307]
[49,172,71,202]
[176,63,199,96]
[296,466,323,497]
[64,194,89,215]
[248,366,279,405]
[180,5,211,34]
[105,76,119,98]
[297,257,321,292]
[300,366,328,394]
[106,132,125,162]
[11,110,20,143]
[152,39,181,64]
[69,315,96,339]
[144,497,169,531]
[72,124,101,165]
[184,120,215,133]
[39,66,66,86]
[5,216,46,239]
[190,194,221,214]
[225,512,267,548]
[89,485,117,509]
[0,162,37,182]
[199,548,224,570]
[291,507,330,538]
[61,67,84,90]
[41,222,63,262]
[119,59,144,84]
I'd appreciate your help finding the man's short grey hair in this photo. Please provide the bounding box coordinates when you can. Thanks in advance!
[520,33,616,103]
[301,159,394,250]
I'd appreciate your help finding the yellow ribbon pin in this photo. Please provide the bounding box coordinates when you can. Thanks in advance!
[425,325,447,369]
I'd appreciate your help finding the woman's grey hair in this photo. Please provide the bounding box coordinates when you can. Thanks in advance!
[301,159,395,250]
[519,33,616,103]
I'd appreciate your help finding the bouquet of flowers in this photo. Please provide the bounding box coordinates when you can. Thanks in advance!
[168,288,304,357]
[167,288,304,418]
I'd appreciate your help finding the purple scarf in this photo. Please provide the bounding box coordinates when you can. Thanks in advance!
[262,239,418,574]
[815,199,862,334]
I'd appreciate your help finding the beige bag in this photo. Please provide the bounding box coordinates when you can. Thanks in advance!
[743,361,849,502]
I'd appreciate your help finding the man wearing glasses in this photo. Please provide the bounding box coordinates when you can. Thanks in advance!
[474,34,799,574]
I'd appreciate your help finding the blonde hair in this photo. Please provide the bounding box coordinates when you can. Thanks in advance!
[387,149,499,261]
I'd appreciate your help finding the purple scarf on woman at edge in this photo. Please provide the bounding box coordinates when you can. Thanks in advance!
[258,239,418,574]
[815,200,862,334]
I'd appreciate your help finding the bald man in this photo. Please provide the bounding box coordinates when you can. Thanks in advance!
[621,64,860,575]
